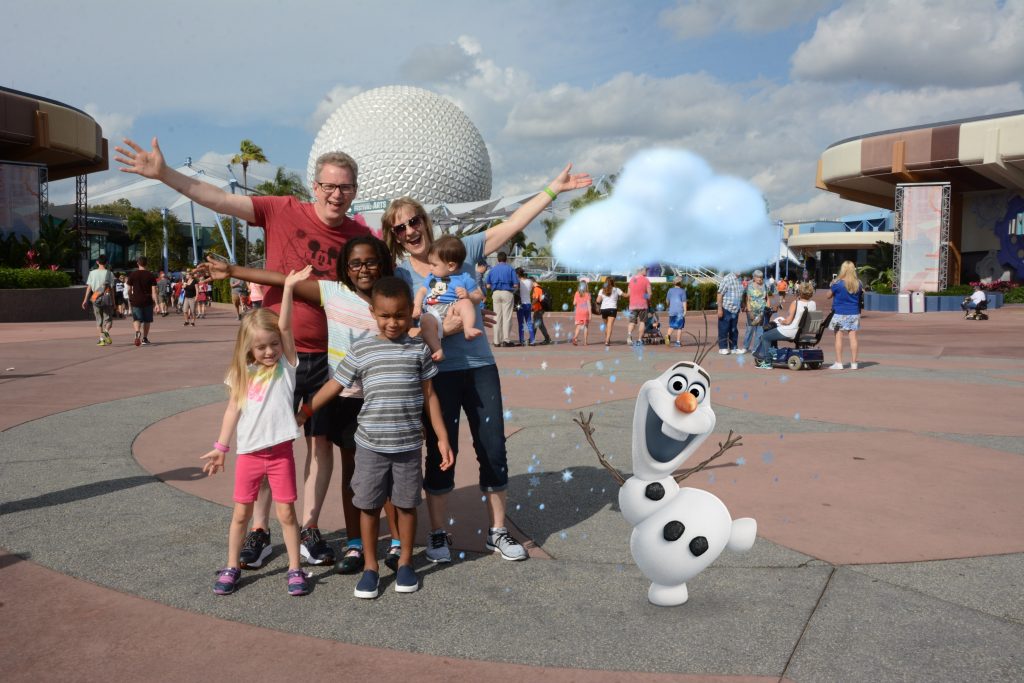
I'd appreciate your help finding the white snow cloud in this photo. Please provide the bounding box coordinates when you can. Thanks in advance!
[660,0,831,39]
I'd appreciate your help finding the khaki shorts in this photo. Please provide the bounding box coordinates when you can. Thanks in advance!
[351,445,423,510]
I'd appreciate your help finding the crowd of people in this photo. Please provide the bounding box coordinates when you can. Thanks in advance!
[114,134,591,598]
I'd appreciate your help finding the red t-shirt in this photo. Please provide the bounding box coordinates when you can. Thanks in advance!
[628,274,651,310]
[251,196,370,353]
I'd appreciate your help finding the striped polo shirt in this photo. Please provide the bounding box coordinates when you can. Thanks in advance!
[332,334,438,453]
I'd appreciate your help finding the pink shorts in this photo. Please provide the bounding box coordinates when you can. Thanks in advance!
[234,441,297,504]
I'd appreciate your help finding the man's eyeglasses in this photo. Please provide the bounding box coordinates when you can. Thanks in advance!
[316,182,357,195]
[392,214,423,235]
[347,259,381,271]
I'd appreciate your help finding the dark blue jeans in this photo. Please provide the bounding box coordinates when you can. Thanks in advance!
[517,303,534,343]
[718,309,739,350]
[423,363,508,494]
[756,327,791,361]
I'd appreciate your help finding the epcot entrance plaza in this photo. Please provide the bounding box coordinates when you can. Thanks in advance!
[814,109,1024,286]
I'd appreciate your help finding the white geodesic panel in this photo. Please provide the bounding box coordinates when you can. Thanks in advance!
[307,85,492,204]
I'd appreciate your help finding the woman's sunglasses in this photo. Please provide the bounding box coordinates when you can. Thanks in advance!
[392,214,423,235]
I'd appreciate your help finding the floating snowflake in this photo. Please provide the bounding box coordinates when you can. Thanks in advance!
[529,475,541,487]
[503,409,512,420]
[541,361,548,370]
[564,385,574,397]
[735,456,746,466]
[561,469,574,483]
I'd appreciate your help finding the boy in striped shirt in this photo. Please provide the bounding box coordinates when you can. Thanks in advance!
[301,277,453,598]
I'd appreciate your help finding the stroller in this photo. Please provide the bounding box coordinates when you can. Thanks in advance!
[641,306,669,345]
[767,309,834,370]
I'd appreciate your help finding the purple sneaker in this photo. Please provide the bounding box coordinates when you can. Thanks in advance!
[287,569,310,596]
[213,567,241,595]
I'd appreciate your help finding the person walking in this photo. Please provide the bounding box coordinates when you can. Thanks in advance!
[126,256,159,346]
[665,276,688,347]
[625,267,651,346]
[716,271,743,354]
[531,281,551,345]
[156,270,171,316]
[515,267,535,346]
[596,276,624,348]
[485,251,518,347]
[82,254,115,346]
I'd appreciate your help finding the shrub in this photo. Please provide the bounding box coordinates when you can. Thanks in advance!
[0,267,72,289]
[871,283,893,294]
[1004,285,1024,304]
[523,279,719,313]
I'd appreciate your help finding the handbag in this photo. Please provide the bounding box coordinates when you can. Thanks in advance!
[93,289,113,308]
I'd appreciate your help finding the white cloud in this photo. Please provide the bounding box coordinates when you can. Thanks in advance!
[791,0,1024,87]
[659,0,830,39]
[307,85,363,134]
[398,43,476,82]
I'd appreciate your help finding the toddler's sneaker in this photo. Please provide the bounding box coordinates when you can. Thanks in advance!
[486,527,528,561]
[850,362,859,370]
[383,543,402,572]
[213,567,241,595]
[424,530,452,563]
[300,526,335,566]
[394,564,419,593]
[286,569,310,596]
[828,362,844,370]
[354,570,379,599]
[239,528,271,569]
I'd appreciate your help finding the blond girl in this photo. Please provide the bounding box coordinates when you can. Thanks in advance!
[200,266,312,596]
[827,260,863,369]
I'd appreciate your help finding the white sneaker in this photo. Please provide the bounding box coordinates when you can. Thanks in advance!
[732,348,747,354]
[850,362,859,370]
[718,349,730,355]
[486,527,528,561]
[425,530,452,563]
[828,362,843,370]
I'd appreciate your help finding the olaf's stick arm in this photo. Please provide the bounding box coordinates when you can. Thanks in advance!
[573,411,626,487]
[674,430,743,483]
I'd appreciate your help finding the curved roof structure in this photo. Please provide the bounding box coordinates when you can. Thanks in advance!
[817,110,1024,209]
[0,86,108,181]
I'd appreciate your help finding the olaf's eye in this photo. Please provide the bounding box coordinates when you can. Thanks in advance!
[688,383,707,402]
[666,374,687,395]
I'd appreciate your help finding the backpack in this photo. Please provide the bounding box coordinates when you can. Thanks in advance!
[538,286,552,312]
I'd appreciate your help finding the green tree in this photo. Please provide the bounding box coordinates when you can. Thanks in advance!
[255,166,311,201]
[90,198,135,219]
[542,174,616,248]
[34,217,80,269]
[126,207,188,270]
[231,140,268,265]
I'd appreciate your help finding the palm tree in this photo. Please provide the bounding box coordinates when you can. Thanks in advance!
[231,140,268,265]
[255,167,311,202]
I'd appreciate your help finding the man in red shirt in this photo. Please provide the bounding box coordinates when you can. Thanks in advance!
[126,256,159,346]
[117,137,368,568]
[625,266,652,346]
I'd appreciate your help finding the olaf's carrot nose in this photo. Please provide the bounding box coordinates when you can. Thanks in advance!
[674,392,697,413]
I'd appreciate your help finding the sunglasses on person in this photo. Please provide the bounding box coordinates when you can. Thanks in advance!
[392,215,423,235]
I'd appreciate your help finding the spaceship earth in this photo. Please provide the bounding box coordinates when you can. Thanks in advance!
[307,85,492,204]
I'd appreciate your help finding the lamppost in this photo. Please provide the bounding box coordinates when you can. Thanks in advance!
[160,207,168,273]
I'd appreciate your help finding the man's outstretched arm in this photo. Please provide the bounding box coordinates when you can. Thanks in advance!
[115,137,256,223]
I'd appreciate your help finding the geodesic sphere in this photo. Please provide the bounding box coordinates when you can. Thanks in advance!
[307,85,492,204]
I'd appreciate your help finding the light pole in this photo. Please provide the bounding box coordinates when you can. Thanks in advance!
[160,207,168,273]
[229,179,239,264]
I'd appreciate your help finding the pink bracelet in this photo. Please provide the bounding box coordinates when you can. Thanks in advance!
[213,441,229,453]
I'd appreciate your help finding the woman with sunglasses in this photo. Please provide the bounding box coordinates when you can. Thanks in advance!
[382,163,591,563]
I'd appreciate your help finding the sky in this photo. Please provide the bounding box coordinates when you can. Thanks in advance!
[4,0,1024,230]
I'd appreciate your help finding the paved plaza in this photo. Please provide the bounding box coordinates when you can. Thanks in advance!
[1,297,1022,682]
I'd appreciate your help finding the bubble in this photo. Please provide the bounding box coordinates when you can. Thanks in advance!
[582,533,588,540]
[735,354,746,367]
[515,504,522,511]
[735,456,746,466]
[708,473,716,483]
[480,495,487,502]
[485,416,490,423]
[527,465,535,473]
[614,359,620,365]
[561,303,569,311]
[505,587,512,593]
[503,410,512,420]
[476,528,482,535]
[714,386,721,392]
[600,323,606,331]
[459,551,466,560]
[595,361,605,370]
[762,451,774,464]
[550,432,556,439]
[541,361,548,370]
[539,503,546,510]
[779,375,789,384]
[448,517,456,526]
[559,531,568,540]
[609,374,617,383]
[794,412,801,421]
[743,392,749,400]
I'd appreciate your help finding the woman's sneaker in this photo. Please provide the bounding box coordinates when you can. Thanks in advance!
[829,362,844,370]
[425,530,452,563]
[486,528,527,561]
[213,567,241,595]
[354,570,379,599]
[394,564,419,593]
[239,528,272,569]
[286,569,310,596]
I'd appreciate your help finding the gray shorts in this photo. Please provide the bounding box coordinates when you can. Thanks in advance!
[93,303,113,327]
[422,302,452,338]
[351,445,423,510]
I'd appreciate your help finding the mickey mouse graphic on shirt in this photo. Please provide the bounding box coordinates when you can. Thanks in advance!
[426,277,450,305]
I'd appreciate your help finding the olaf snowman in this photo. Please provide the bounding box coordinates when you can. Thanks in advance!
[577,350,757,606]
